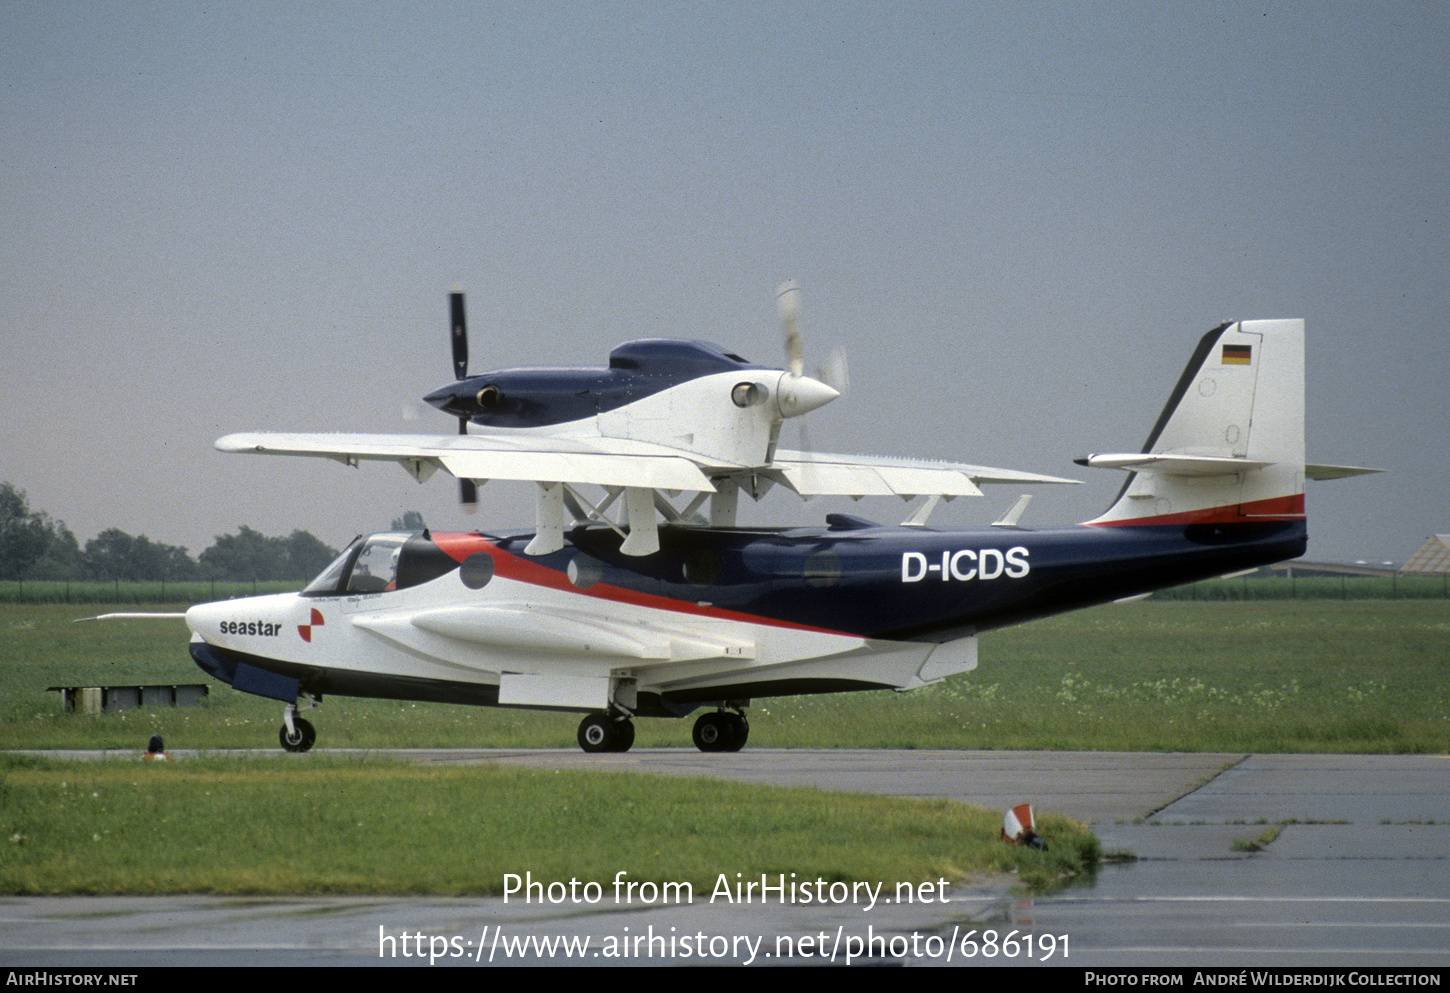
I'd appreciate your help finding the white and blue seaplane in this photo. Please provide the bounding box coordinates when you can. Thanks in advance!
[185,286,1375,752]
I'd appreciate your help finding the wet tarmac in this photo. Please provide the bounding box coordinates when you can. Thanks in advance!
[2,749,1447,967]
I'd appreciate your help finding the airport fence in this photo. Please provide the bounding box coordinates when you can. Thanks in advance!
[0,579,303,605]
[1150,574,1448,600]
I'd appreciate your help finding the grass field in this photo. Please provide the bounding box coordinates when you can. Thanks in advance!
[0,754,1099,895]
[2,599,1444,753]
[3,598,1441,897]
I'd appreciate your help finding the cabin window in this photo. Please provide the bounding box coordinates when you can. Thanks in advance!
[302,533,460,596]
[460,552,495,589]
[345,534,408,593]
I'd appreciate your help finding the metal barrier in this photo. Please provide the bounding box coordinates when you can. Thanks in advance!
[48,684,210,714]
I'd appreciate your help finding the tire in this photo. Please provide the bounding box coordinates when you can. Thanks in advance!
[723,713,748,752]
[280,717,316,753]
[613,720,635,753]
[693,712,732,752]
[577,713,615,753]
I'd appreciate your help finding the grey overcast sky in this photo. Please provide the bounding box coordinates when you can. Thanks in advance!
[3,1,1445,566]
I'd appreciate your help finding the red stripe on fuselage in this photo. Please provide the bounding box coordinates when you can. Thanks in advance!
[432,532,495,564]
[428,532,852,637]
[1088,494,1305,528]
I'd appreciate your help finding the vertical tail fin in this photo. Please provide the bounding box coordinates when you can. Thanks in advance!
[1081,319,1305,526]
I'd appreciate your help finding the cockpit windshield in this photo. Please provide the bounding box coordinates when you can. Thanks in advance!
[301,532,460,597]
[302,538,361,596]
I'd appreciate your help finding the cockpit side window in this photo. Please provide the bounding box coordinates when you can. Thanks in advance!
[301,533,462,597]
[346,534,409,594]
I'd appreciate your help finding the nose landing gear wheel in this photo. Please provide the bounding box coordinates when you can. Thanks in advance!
[279,717,316,753]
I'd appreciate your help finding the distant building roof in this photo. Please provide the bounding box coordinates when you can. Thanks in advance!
[1401,535,1450,575]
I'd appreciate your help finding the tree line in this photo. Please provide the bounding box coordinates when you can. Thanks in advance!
[0,482,340,583]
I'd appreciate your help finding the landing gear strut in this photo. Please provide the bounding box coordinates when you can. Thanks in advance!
[279,699,319,753]
[693,710,748,753]
[577,712,635,753]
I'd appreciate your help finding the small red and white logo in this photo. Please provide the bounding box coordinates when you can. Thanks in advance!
[298,608,325,643]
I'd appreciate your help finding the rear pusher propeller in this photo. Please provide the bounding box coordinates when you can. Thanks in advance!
[449,287,478,508]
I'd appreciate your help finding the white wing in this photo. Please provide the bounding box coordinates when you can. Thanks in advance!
[216,432,715,492]
[216,432,1078,498]
[768,448,1079,498]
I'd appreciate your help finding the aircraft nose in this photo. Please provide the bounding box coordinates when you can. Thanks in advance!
[424,381,467,414]
[184,601,221,639]
[185,595,298,643]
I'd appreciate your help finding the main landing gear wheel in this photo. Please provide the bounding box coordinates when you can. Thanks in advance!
[279,717,316,753]
[577,713,634,753]
[692,711,747,753]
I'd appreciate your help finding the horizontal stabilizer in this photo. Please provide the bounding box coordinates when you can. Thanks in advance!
[1076,453,1272,476]
[1305,463,1383,481]
[1080,455,1382,481]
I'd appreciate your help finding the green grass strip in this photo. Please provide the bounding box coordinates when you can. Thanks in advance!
[0,755,1097,896]
[4,600,1445,753]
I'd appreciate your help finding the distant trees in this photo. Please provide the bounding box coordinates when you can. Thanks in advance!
[0,483,62,581]
[391,510,426,532]
[281,529,340,578]
[28,522,81,580]
[82,528,199,582]
[0,482,339,583]
[198,525,339,582]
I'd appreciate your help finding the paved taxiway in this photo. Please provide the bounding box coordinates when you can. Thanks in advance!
[3,749,1447,967]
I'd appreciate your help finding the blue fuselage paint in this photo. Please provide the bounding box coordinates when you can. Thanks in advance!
[424,339,766,427]
[504,517,1307,641]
